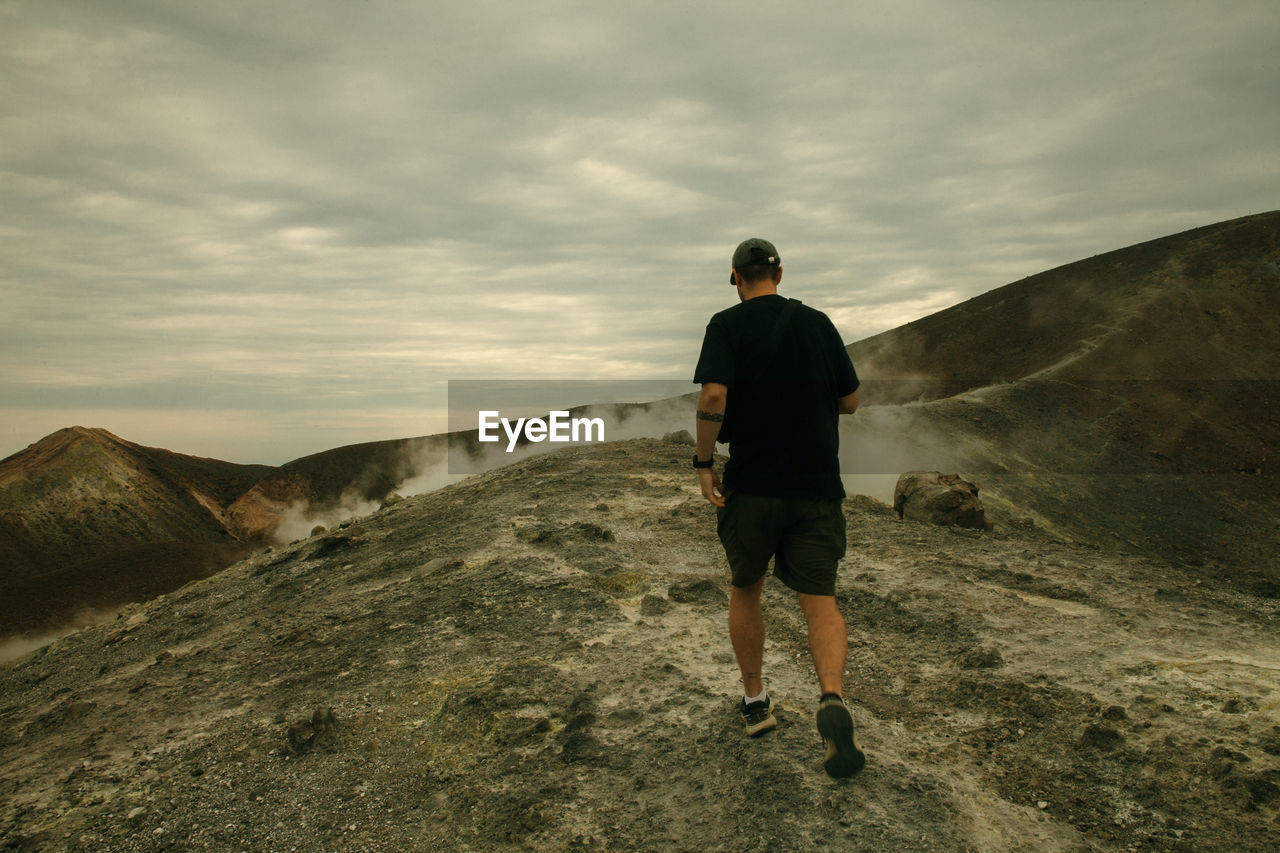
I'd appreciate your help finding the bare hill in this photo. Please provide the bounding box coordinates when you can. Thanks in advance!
[0,428,272,635]
[849,210,1280,395]
[841,211,1280,582]
[226,435,444,541]
[2,439,1276,851]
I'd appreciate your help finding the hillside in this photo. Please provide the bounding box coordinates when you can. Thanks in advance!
[0,428,272,636]
[841,211,1280,582]
[1,439,1276,851]
[848,210,1280,395]
[226,435,446,541]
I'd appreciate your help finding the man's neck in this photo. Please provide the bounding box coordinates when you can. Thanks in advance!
[737,283,779,302]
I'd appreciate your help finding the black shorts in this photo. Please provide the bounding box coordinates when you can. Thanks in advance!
[716,491,846,596]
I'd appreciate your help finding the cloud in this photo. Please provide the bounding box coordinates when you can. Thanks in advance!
[2,0,1278,461]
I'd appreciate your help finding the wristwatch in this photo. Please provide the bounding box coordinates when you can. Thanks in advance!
[692,453,714,469]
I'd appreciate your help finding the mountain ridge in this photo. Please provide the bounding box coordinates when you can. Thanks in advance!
[4,211,1278,637]
[0,427,274,636]
[849,210,1280,394]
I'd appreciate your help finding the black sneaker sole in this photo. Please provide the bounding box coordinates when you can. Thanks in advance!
[816,702,865,778]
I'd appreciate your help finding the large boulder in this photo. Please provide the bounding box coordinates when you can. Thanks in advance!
[893,471,991,530]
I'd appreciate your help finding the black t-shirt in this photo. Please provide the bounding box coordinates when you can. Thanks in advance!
[693,294,859,500]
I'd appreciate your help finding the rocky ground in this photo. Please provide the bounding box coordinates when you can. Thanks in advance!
[1,438,1278,851]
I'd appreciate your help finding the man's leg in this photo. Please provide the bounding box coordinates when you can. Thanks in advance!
[729,576,767,697]
[796,592,847,697]
[798,591,864,777]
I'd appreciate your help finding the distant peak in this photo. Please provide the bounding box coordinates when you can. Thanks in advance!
[52,426,128,446]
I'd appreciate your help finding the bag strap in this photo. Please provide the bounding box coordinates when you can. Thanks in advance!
[763,298,800,358]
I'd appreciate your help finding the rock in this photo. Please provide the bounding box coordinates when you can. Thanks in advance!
[640,594,672,616]
[310,525,327,537]
[667,578,727,606]
[1101,705,1127,721]
[662,430,695,446]
[1259,726,1280,756]
[893,471,991,531]
[572,522,616,542]
[310,535,356,557]
[592,573,646,598]
[958,646,1004,669]
[285,707,338,755]
[1080,723,1124,751]
[379,493,404,510]
[518,522,615,545]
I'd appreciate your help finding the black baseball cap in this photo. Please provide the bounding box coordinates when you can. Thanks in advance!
[730,238,780,282]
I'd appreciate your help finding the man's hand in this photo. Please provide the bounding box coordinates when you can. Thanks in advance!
[698,466,725,507]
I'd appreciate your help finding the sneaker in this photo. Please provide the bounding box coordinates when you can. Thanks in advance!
[740,696,777,737]
[815,694,865,778]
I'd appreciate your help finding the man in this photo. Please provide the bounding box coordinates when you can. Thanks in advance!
[692,237,864,779]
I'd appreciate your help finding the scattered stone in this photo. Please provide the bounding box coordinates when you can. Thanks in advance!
[662,429,695,446]
[958,646,1004,669]
[495,716,552,747]
[311,535,357,556]
[1101,705,1127,721]
[893,471,991,531]
[518,522,615,546]
[127,807,146,821]
[516,525,563,545]
[1080,723,1124,751]
[1251,580,1279,599]
[1258,727,1280,756]
[571,521,615,542]
[1037,801,1049,810]
[286,708,338,755]
[667,578,727,606]
[640,594,672,617]
[592,573,646,598]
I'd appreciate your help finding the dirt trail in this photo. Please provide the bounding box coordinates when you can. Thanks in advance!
[1,439,1277,851]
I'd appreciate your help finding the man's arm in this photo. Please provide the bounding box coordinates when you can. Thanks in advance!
[838,389,859,415]
[695,382,727,506]
[696,382,727,458]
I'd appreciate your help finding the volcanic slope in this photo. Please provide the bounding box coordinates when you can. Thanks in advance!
[840,211,1280,581]
[2,439,1277,852]
[0,428,272,636]
[225,434,446,542]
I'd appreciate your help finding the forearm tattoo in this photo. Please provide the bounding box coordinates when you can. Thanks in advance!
[696,409,724,422]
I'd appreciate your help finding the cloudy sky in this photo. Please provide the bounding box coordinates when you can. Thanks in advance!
[3,0,1277,464]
